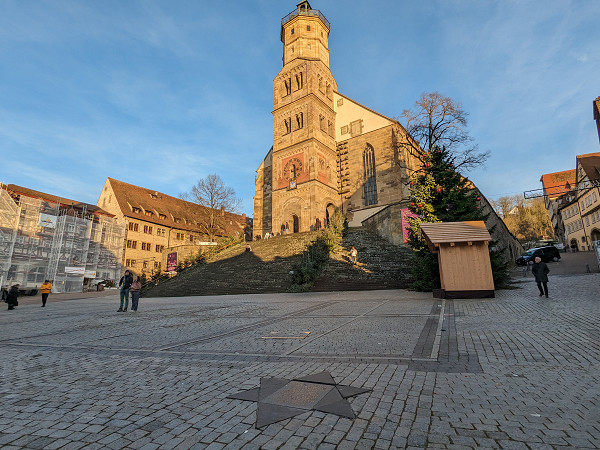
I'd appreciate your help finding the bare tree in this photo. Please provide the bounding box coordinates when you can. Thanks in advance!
[399,92,489,172]
[181,174,242,242]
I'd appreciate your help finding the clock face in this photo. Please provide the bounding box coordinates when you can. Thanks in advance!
[289,180,297,189]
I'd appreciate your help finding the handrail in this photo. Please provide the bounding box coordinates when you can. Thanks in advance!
[281,8,330,29]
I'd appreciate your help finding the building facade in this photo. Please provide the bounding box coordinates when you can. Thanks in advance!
[97,178,250,277]
[542,153,600,251]
[0,184,124,293]
[253,1,423,238]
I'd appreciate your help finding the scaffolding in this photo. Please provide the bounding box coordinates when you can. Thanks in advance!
[0,184,125,293]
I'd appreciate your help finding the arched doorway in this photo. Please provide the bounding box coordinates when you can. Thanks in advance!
[325,203,336,227]
[292,215,299,233]
[570,238,578,252]
[591,228,600,242]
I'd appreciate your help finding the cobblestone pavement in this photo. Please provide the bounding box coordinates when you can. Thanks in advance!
[1,273,598,449]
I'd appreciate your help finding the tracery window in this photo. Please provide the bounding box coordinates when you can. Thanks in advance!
[363,144,378,206]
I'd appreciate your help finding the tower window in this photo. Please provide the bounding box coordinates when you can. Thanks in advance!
[291,28,294,35]
[296,113,304,129]
[284,79,291,96]
[307,25,311,31]
[363,144,378,206]
[284,118,291,134]
[319,115,326,131]
[295,73,303,90]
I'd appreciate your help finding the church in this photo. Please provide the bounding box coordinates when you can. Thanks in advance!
[253,1,423,238]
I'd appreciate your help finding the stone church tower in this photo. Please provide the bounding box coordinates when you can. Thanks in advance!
[254,2,422,238]
[255,1,339,236]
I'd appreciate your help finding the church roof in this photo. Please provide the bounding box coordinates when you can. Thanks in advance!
[105,178,247,235]
[539,170,577,200]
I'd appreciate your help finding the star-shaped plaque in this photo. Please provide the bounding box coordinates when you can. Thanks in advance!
[227,371,371,428]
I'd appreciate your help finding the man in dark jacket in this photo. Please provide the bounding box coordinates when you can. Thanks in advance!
[531,256,550,298]
[6,284,19,310]
[118,270,133,312]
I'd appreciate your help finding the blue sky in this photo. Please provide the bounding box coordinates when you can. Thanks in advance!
[1,0,599,215]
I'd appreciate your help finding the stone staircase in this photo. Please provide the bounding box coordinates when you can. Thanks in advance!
[143,227,415,297]
[143,232,318,297]
[311,227,414,291]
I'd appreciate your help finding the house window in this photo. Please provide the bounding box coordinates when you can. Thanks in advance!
[125,259,130,266]
[363,144,378,206]
[132,241,137,249]
[154,262,160,269]
[341,125,349,135]
[127,240,132,248]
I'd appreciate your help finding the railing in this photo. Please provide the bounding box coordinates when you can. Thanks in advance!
[282,8,330,29]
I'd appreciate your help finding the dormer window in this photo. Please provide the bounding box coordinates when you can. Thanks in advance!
[145,210,153,217]
[174,217,182,224]
[159,214,166,220]
[132,207,141,213]
[150,192,158,199]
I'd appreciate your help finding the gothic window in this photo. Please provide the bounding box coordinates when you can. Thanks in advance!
[284,118,291,134]
[296,112,303,129]
[284,79,291,96]
[363,144,378,206]
[296,72,303,90]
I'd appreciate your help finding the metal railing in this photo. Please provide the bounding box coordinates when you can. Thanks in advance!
[282,8,330,29]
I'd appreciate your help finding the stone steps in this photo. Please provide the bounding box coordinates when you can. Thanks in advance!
[311,227,414,292]
[143,227,415,297]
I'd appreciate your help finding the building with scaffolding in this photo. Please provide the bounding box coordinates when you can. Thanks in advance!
[0,184,125,294]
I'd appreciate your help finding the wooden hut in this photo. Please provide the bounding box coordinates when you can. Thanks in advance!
[420,221,495,299]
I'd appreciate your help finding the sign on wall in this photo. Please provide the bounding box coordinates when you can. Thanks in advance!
[167,252,178,272]
[39,213,58,228]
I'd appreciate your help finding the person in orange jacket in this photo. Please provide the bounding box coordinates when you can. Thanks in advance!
[40,280,52,307]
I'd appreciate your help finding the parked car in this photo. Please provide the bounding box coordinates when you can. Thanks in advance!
[515,246,561,266]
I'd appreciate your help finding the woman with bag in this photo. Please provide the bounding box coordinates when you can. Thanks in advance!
[129,276,142,312]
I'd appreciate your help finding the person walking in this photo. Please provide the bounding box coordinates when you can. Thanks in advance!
[6,284,19,310]
[350,246,358,265]
[118,270,133,312]
[40,280,52,307]
[531,256,550,298]
[129,276,141,312]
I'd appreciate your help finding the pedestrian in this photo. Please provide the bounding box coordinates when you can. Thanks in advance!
[129,275,141,312]
[6,284,19,310]
[40,279,52,307]
[350,246,358,265]
[531,256,550,298]
[117,270,133,312]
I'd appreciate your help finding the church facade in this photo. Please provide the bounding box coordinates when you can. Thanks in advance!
[253,1,423,238]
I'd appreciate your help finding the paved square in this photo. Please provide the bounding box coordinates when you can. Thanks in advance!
[1,274,599,448]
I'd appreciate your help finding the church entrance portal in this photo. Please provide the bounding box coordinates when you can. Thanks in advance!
[325,204,336,227]
[293,215,299,233]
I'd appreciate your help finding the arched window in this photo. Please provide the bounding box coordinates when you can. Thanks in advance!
[363,144,377,206]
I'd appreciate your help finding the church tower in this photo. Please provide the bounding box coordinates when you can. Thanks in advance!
[270,1,340,234]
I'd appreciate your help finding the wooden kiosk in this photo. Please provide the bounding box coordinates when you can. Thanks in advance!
[420,221,495,299]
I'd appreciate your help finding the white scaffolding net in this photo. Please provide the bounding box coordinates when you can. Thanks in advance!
[0,186,125,294]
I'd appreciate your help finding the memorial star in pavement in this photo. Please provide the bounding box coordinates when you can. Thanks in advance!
[227,371,371,428]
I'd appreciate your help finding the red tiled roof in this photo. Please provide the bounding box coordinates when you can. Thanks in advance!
[106,178,247,237]
[576,152,600,181]
[5,184,114,217]
[539,170,577,200]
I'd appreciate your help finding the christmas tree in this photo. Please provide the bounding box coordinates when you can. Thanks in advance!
[407,146,509,291]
